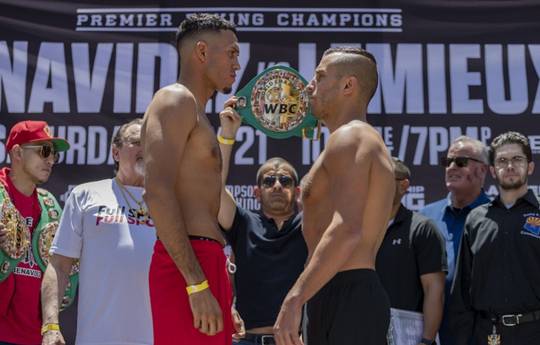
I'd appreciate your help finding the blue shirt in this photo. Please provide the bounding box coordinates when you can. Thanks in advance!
[420,191,490,287]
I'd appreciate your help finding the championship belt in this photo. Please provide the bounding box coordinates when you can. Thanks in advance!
[235,65,320,139]
[0,185,31,282]
[32,188,79,310]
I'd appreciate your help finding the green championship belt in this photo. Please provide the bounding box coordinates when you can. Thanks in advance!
[235,65,320,139]
[0,185,31,282]
[33,188,79,310]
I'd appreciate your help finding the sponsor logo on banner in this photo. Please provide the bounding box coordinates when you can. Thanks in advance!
[226,184,260,211]
[75,7,403,32]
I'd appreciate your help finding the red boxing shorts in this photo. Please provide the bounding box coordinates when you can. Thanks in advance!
[149,238,232,345]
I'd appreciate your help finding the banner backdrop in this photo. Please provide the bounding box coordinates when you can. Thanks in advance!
[1,0,540,342]
[2,0,540,212]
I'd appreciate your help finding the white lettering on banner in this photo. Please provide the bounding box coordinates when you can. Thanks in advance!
[374,126,395,152]
[75,8,402,32]
[301,125,493,166]
[449,44,483,114]
[397,126,492,165]
[0,41,27,112]
[404,185,426,211]
[28,42,70,113]
[0,125,6,163]
[529,136,540,154]
[136,43,177,113]
[233,127,267,165]
[485,44,528,115]
[0,125,117,166]
[72,43,113,113]
[226,185,260,211]
[302,127,330,165]
[2,42,540,115]
[298,43,540,115]
[367,43,424,114]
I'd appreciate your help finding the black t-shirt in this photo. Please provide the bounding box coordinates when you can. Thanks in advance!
[376,204,448,312]
[224,206,307,329]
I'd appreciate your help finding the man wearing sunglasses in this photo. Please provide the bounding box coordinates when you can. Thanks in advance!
[0,120,69,345]
[217,99,307,345]
[451,131,540,344]
[420,136,490,345]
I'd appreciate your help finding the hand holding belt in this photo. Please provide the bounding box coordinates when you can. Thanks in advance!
[234,65,320,140]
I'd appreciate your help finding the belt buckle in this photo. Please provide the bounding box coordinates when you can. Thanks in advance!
[501,314,522,326]
[260,335,274,345]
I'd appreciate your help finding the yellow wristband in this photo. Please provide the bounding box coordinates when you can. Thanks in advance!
[41,323,60,335]
[217,134,235,145]
[186,280,209,295]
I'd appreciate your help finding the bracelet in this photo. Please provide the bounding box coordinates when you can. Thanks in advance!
[186,280,209,295]
[420,338,435,345]
[217,134,235,145]
[41,323,60,335]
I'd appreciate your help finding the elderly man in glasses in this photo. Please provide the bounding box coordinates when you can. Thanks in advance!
[0,120,69,345]
[217,100,308,345]
[420,135,490,345]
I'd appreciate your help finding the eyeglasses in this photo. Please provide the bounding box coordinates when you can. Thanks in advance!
[440,156,483,168]
[22,144,59,163]
[494,156,528,168]
[261,175,295,188]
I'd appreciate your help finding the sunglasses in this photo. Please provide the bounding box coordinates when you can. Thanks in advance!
[440,156,483,168]
[261,175,295,188]
[22,145,59,163]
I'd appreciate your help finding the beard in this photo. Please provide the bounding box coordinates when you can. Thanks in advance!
[498,174,527,190]
[222,86,232,94]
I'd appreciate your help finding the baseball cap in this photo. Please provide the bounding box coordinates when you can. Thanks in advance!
[6,120,70,152]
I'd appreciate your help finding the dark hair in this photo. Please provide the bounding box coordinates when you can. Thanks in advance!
[392,157,411,180]
[176,13,236,50]
[322,47,378,101]
[323,47,377,65]
[256,157,299,186]
[112,118,143,173]
[489,131,532,165]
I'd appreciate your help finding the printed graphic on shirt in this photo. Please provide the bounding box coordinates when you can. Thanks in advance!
[95,205,154,228]
[24,216,33,227]
[14,244,41,278]
[522,213,540,239]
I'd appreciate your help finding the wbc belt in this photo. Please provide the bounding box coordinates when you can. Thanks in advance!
[0,185,31,282]
[0,185,78,309]
[235,65,320,140]
[33,188,79,310]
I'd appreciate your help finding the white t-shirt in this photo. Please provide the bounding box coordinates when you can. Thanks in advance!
[51,179,156,345]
